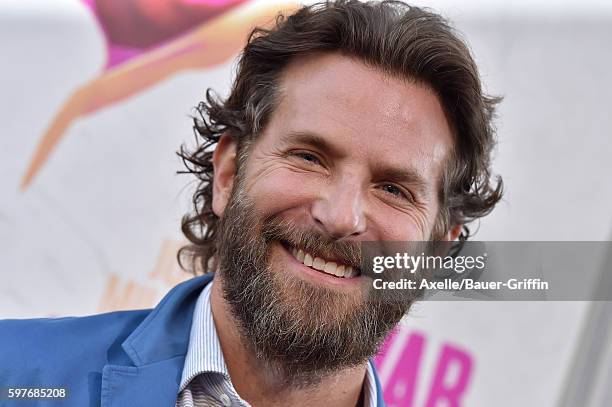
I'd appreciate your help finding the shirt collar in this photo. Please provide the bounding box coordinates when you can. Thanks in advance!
[179,279,379,406]
[179,280,229,391]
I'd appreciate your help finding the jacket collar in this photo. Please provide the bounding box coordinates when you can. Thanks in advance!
[101,274,213,407]
[120,274,213,366]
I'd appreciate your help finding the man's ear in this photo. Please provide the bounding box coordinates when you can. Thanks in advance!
[212,134,238,217]
[444,224,463,241]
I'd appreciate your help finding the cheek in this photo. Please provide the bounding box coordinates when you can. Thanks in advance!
[246,169,324,217]
[371,203,437,241]
[375,214,427,241]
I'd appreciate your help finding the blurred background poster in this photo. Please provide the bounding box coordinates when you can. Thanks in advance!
[1,0,611,405]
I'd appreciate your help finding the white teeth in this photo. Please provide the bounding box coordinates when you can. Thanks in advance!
[324,261,338,275]
[303,253,313,267]
[312,257,325,271]
[288,246,357,279]
[336,264,345,277]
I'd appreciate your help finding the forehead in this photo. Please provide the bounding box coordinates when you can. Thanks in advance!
[267,53,454,179]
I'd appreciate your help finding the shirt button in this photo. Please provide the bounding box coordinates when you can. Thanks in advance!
[220,393,231,406]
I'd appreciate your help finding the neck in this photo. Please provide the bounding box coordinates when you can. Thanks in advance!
[210,276,367,407]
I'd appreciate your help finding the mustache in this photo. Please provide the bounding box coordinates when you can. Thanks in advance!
[261,217,362,271]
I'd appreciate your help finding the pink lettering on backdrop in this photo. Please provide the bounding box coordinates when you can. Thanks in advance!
[424,345,473,407]
[375,329,425,406]
[374,329,474,407]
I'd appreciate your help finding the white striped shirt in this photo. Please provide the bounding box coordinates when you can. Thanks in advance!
[176,280,378,407]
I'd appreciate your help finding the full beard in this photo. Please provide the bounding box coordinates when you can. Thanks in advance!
[215,185,416,388]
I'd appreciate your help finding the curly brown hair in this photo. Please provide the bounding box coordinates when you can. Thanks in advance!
[178,0,503,274]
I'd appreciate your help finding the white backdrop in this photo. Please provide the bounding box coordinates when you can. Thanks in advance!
[1,1,611,406]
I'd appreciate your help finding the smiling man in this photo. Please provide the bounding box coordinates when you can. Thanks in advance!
[0,1,502,406]
[190,53,456,406]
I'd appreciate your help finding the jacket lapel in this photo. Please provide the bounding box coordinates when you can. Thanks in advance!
[100,274,213,407]
[101,358,184,406]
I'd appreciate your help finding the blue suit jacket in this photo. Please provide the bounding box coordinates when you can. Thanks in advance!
[0,275,386,406]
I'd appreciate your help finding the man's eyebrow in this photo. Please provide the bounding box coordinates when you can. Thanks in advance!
[281,131,344,158]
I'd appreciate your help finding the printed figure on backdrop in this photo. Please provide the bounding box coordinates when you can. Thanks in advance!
[20,0,294,189]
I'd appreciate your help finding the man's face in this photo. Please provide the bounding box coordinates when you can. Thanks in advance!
[214,53,454,382]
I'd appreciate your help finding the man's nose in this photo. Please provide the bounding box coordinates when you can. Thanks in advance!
[311,179,366,240]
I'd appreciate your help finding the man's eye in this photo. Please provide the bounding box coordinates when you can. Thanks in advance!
[379,184,412,201]
[294,152,322,165]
